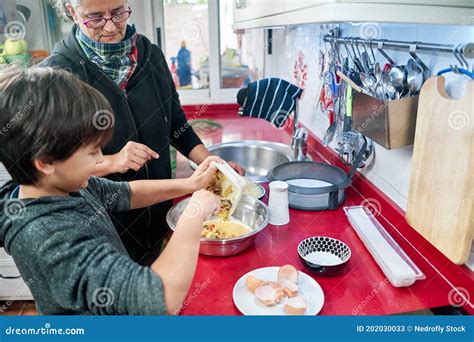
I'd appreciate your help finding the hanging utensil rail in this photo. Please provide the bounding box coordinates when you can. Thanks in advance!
[323,36,474,60]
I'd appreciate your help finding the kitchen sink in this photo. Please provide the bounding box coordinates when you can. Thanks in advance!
[191,140,310,182]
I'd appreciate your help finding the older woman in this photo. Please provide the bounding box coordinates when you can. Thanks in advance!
[42,0,244,265]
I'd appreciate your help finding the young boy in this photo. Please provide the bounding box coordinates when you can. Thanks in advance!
[0,67,221,315]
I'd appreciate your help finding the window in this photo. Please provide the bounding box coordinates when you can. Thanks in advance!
[219,0,264,89]
[150,0,265,104]
[162,0,210,90]
[0,0,60,66]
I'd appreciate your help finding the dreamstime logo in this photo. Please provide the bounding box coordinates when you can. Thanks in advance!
[356,103,386,134]
[0,101,34,136]
[4,199,26,220]
[352,278,389,315]
[175,278,212,314]
[448,110,470,131]
[264,27,286,51]
[92,110,115,130]
[359,23,381,40]
[183,200,205,219]
[173,103,209,140]
[272,110,293,131]
[361,198,382,216]
[182,21,202,41]
[83,189,122,227]
[92,287,114,308]
[443,16,474,47]
[4,21,26,40]
[448,287,470,308]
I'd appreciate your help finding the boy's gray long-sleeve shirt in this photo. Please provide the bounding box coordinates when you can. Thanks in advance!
[0,177,167,315]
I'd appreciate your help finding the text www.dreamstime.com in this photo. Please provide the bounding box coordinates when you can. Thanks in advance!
[4,323,85,336]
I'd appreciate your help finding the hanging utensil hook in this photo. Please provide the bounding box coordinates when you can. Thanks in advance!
[409,43,429,80]
[377,41,395,65]
[349,38,358,59]
[455,44,470,70]
[362,41,374,67]
[367,40,377,65]
[343,38,355,65]
[355,39,363,60]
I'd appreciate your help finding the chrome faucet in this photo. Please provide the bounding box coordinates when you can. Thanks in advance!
[290,101,309,161]
[291,127,309,161]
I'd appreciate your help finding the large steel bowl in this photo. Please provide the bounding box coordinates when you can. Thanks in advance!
[166,195,269,257]
[189,141,294,182]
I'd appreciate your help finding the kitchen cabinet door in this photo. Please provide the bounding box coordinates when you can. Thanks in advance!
[0,278,33,301]
[234,0,474,28]
[284,0,326,11]
[233,0,285,23]
[0,248,33,301]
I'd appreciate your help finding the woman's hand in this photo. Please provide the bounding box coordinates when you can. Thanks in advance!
[112,141,159,174]
[227,161,246,176]
[186,156,223,191]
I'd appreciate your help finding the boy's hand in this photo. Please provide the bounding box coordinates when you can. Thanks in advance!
[187,156,223,191]
[112,141,159,174]
[182,190,221,221]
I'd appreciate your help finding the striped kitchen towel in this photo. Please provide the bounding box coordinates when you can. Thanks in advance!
[237,78,304,128]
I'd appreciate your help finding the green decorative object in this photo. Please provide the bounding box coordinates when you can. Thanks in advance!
[170,146,177,179]
[6,53,31,66]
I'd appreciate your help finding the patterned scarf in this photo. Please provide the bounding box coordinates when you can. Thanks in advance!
[76,25,138,89]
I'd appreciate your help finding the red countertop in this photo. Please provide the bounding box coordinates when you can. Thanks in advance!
[176,104,473,316]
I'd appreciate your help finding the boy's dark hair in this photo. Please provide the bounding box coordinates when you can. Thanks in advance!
[0,67,114,185]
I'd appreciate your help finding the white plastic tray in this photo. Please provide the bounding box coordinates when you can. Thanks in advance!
[212,161,247,216]
[344,206,425,287]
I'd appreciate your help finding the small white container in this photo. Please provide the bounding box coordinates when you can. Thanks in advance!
[344,206,425,287]
[268,181,290,226]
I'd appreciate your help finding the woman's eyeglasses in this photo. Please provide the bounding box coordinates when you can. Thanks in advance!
[80,8,132,29]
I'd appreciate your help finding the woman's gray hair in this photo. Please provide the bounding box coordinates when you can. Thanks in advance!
[52,0,130,21]
[52,0,81,21]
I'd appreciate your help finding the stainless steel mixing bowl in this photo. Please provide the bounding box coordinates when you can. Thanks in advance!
[166,195,269,257]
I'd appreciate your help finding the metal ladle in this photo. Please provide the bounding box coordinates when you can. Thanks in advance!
[360,72,376,96]
[389,65,407,96]
[382,72,398,100]
[377,41,406,97]
[406,58,423,96]
[409,43,429,81]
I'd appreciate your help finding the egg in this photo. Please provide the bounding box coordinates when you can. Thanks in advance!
[245,275,264,294]
[254,283,287,306]
[254,284,278,306]
[278,264,299,284]
[284,295,307,315]
[248,265,303,312]
[278,278,299,297]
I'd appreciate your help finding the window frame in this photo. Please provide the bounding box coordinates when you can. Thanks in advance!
[149,0,253,105]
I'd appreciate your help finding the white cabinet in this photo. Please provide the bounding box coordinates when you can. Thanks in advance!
[0,278,33,301]
[233,0,285,25]
[0,248,33,301]
[233,0,474,29]
[285,0,325,12]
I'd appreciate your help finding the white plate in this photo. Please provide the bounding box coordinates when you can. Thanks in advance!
[232,266,325,315]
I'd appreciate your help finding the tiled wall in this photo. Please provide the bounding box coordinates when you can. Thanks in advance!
[264,23,474,210]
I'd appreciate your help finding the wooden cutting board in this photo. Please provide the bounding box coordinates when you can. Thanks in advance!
[406,76,473,265]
